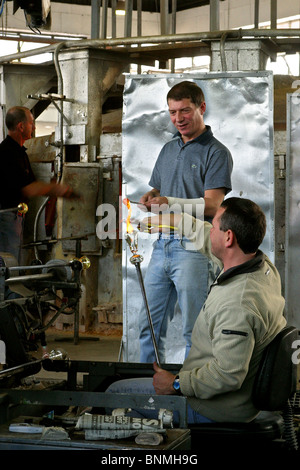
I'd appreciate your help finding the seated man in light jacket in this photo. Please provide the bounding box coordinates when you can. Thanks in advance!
[108,197,286,424]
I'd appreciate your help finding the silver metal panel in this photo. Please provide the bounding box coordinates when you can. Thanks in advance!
[61,163,101,254]
[285,94,300,329]
[62,125,86,145]
[122,72,274,363]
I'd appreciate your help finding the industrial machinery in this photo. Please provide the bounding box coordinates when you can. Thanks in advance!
[0,249,90,372]
[0,221,190,449]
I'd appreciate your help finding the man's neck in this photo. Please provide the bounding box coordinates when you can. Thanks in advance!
[8,131,23,147]
[222,252,256,273]
[181,125,207,144]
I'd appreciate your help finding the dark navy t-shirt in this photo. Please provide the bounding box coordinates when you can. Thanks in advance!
[0,135,35,209]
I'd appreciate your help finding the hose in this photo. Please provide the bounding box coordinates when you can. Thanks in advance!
[32,42,66,259]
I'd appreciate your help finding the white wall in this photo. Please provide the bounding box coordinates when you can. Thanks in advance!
[2,0,300,39]
[2,1,161,38]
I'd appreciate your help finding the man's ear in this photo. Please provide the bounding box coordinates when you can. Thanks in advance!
[16,121,24,132]
[200,101,206,114]
[224,229,234,248]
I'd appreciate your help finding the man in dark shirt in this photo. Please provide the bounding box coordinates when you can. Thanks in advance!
[0,106,74,263]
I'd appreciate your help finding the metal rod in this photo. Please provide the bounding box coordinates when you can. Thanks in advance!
[23,233,94,248]
[137,0,142,74]
[101,0,108,39]
[170,0,177,73]
[5,273,54,285]
[91,0,101,39]
[160,0,169,36]
[111,0,117,38]
[8,262,70,271]
[0,359,43,379]
[210,0,220,32]
[128,200,146,205]
[0,207,20,214]
[271,0,277,30]
[124,0,133,38]
[133,259,161,367]
[254,0,259,29]
[1,28,300,64]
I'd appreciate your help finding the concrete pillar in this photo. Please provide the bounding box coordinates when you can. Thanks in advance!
[210,39,276,71]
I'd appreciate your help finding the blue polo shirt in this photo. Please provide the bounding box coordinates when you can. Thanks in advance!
[149,126,233,200]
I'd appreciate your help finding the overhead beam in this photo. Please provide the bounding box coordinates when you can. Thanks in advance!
[1,29,300,64]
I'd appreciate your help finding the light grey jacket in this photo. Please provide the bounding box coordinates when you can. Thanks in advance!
[177,214,286,422]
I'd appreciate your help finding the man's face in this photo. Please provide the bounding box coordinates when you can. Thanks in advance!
[210,207,226,259]
[168,98,205,143]
[21,110,35,141]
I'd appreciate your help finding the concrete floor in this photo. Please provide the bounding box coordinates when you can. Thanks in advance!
[41,330,122,361]
[35,329,122,380]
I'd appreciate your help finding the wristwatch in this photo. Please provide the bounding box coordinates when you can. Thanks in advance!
[173,375,181,394]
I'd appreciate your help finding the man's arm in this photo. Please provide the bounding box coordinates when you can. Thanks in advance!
[142,188,226,217]
[22,181,77,199]
[203,188,226,218]
[153,311,255,400]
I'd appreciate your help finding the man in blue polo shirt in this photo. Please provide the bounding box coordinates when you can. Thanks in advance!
[139,81,233,363]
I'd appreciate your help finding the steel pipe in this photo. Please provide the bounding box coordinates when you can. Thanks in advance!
[5,273,54,285]
[0,359,43,379]
[1,28,300,63]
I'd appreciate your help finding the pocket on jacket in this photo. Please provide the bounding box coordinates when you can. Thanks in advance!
[221,329,248,337]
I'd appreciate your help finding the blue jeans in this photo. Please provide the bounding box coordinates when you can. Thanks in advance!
[106,378,214,424]
[0,212,24,263]
[139,237,215,363]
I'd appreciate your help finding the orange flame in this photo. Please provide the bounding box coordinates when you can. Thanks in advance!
[123,197,133,234]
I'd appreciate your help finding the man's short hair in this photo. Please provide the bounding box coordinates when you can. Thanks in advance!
[167,81,205,107]
[6,107,29,131]
[220,197,266,254]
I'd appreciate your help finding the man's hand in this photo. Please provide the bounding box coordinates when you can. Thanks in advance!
[152,361,176,395]
[144,196,169,213]
[139,189,169,213]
